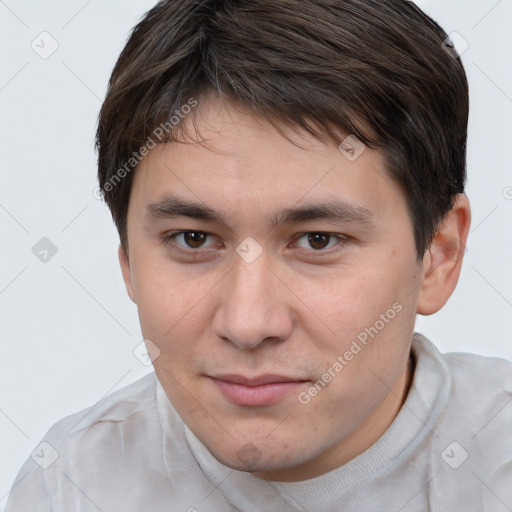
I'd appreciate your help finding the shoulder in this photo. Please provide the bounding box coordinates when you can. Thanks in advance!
[412,333,512,442]
[30,371,160,460]
[6,373,166,511]
[35,372,162,468]
[442,346,512,399]
[443,347,512,440]
[46,371,159,440]
[413,335,512,505]
[413,332,512,399]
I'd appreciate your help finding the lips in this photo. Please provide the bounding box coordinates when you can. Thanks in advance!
[211,374,306,386]
[208,373,309,407]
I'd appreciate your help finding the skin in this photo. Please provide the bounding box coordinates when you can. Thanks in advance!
[119,95,471,481]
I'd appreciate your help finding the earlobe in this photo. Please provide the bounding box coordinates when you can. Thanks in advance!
[118,245,137,304]
[416,194,471,315]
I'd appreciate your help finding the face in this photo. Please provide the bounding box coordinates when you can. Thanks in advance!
[120,96,425,481]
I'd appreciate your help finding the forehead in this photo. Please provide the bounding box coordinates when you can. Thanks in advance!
[130,97,406,224]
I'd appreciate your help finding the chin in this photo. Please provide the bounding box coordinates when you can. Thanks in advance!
[208,439,307,474]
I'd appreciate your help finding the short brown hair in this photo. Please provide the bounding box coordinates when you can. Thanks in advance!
[96,0,469,259]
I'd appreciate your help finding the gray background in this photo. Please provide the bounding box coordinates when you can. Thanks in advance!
[1,0,511,506]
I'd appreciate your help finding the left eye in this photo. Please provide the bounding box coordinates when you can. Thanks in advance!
[294,232,343,250]
[166,231,215,249]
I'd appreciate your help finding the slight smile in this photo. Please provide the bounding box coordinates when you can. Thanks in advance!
[209,374,310,407]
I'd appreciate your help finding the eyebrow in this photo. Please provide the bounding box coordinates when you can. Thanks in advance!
[145,195,375,227]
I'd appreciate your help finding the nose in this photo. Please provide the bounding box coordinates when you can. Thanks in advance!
[212,251,294,350]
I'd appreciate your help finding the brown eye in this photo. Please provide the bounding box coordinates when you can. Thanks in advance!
[183,232,207,248]
[307,233,331,250]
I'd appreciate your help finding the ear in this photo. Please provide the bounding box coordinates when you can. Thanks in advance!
[118,244,137,304]
[416,194,471,315]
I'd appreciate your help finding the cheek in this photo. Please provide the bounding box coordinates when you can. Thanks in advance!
[299,265,409,339]
[131,258,215,351]
[298,258,417,384]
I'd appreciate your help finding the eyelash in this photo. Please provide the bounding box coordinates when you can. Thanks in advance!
[162,230,348,259]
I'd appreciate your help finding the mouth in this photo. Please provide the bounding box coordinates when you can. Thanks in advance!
[208,374,309,407]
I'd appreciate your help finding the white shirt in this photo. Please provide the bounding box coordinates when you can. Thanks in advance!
[6,333,512,511]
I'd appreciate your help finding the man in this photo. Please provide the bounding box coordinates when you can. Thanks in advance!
[7,0,511,510]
